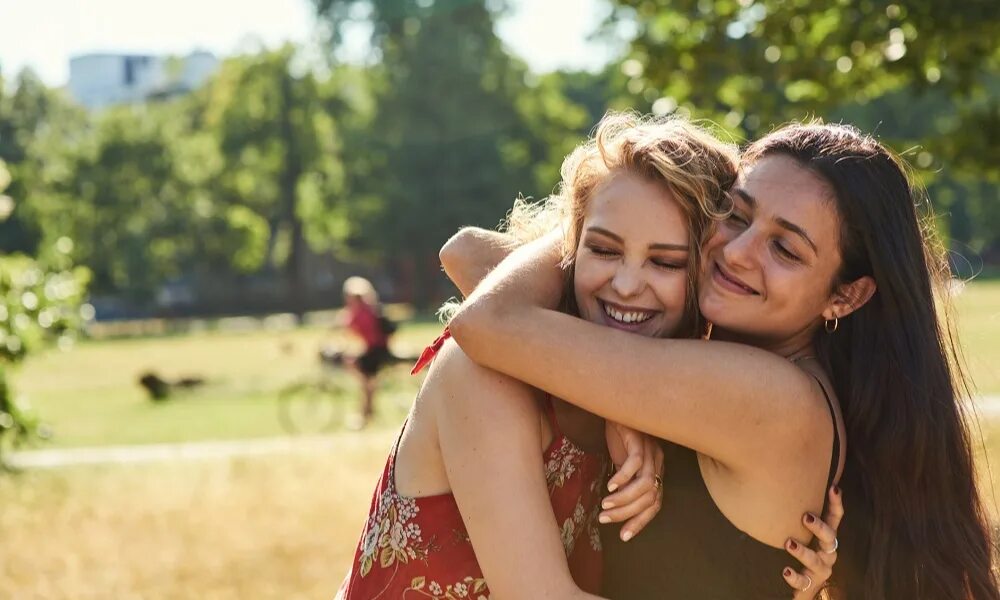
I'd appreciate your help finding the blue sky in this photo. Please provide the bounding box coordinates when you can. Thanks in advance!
[0,0,617,86]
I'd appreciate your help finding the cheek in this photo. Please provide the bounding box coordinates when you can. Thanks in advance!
[573,259,610,302]
[652,272,689,315]
[762,263,830,314]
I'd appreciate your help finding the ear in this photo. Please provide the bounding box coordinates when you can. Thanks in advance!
[823,275,876,321]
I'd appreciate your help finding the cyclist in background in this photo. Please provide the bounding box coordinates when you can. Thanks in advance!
[339,276,394,428]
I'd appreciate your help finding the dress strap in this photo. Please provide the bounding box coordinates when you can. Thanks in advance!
[410,328,452,375]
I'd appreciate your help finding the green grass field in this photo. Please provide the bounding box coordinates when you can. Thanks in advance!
[954,280,1000,397]
[11,319,445,449]
[2,282,998,599]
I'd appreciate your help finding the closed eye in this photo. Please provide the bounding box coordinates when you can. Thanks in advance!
[588,245,618,257]
[727,212,749,227]
[651,258,685,270]
[773,241,800,262]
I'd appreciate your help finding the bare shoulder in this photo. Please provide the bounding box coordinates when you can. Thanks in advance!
[418,338,546,414]
[397,338,546,497]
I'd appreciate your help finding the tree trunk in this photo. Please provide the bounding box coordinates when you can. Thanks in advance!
[279,70,306,322]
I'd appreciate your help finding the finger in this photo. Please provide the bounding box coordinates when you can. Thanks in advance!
[617,498,662,542]
[802,512,838,560]
[603,473,657,511]
[822,485,845,532]
[651,440,664,481]
[607,450,642,493]
[782,566,815,598]
[786,537,832,580]
[598,490,657,524]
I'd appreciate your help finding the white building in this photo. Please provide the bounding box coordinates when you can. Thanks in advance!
[68,51,219,109]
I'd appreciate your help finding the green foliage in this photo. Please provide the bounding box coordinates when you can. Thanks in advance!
[315,0,590,303]
[608,0,1000,254]
[0,166,90,460]
[203,47,350,313]
[0,107,91,464]
[0,69,86,256]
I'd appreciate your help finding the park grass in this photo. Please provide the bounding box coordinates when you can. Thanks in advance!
[0,431,395,600]
[1,285,998,598]
[1,420,997,599]
[954,279,1000,396]
[11,319,444,449]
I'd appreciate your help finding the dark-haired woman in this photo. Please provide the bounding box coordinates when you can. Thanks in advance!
[446,122,999,599]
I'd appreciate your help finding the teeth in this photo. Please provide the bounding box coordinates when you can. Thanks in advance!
[603,303,653,324]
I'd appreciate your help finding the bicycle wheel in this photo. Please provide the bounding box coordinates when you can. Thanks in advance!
[277,380,344,435]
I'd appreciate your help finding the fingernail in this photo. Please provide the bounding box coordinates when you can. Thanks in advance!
[783,568,792,577]
[787,539,798,551]
[621,530,633,542]
[598,514,611,524]
[833,485,841,496]
[607,482,618,493]
[804,513,816,524]
[602,500,614,510]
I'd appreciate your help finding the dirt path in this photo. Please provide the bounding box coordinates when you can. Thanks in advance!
[6,431,388,469]
[8,396,999,470]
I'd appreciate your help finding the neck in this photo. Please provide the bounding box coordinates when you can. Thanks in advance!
[713,327,815,361]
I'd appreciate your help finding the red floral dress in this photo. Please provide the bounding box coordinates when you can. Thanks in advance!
[337,332,607,599]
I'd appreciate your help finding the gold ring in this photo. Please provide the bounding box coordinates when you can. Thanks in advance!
[653,474,663,490]
[801,574,813,592]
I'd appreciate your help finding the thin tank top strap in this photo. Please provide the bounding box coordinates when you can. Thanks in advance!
[816,379,841,490]
[541,396,562,438]
[792,357,842,491]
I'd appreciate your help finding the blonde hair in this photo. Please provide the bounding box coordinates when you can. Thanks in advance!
[503,111,738,337]
[343,276,378,305]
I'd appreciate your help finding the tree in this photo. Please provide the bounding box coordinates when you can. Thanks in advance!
[315,0,588,305]
[606,0,1000,255]
[204,46,346,317]
[0,159,90,466]
[0,68,85,256]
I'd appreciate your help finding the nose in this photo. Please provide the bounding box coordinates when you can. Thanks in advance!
[611,262,646,299]
[721,228,758,271]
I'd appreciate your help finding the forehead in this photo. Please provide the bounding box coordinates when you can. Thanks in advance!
[583,173,689,243]
[739,155,842,248]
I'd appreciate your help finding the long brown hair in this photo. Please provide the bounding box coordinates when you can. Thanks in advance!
[744,123,999,599]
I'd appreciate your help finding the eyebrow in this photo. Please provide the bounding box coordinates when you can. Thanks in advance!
[586,226,688,252]
[732,188,819,255]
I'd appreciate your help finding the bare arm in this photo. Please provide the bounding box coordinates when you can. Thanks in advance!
[448,234,831,478]
[440,227,520,297]
[430,341,602,600]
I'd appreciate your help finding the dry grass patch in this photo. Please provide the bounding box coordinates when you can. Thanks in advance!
[0,431,394,600]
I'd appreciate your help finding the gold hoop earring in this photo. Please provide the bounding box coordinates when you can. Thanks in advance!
[824,316,839,334]
[702,321,714,341]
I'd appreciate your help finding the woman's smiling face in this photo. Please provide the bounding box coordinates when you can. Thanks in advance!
[573,172,691,339]
[698,154,846,346]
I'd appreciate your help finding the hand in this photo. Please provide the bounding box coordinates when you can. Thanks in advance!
[784,486,845,599]
[600,422,664,542]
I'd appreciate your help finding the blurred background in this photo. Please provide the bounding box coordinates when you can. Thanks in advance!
[0,0,997,597]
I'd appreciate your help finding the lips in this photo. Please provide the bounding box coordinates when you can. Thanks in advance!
[712,261,759,296]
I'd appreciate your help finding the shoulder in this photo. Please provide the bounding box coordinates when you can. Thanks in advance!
[420,338,545,414]
[792,359,847,480]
